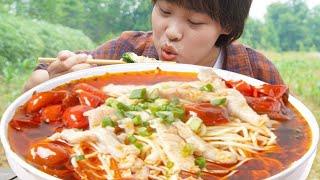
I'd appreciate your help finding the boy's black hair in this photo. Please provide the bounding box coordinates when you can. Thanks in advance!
[152,0,252,47]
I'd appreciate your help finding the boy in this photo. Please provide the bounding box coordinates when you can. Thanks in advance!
[24,0,284,90]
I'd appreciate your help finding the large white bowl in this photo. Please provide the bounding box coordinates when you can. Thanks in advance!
[1,63,319,180]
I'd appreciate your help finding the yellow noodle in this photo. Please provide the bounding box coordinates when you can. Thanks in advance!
[209,141,263,151]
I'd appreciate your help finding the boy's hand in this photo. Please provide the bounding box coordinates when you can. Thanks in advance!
[24,50,92,91]
[47,50,92,78]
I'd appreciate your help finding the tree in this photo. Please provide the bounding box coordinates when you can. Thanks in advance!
[265,0,312,51]
[308,5,320,51]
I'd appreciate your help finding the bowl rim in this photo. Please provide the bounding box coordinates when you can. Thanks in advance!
[1,63,319,180]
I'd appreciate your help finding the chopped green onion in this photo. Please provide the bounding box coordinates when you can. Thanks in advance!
[142,121,150,127]
[125,112,136,118]
[195,156,206,169]
[102,117,115,127]
[137,127,152,137]
[129,104,143,111]
[105,97,116,106]
[75,155,85,161]
[115,109,125,119]
[106,98,129,111]
[156,111,172,119]
[122,52,135,63]
[149,88,160,100]
[186,116,203,132]
[130,88,147,99]
[156,111,175,125]
[181,143,194,157]
[134,142,143,150]
[149,104,161,114]
[171,107,185,119]
[210,97,227,106]
[133,115,142,126]
[127,134,137,144]
[139,103,149,109]
[154,98,169,106]
[200,83,214,92]
[116,102,129,111]
[166,161,174,169]
[171,97,180,105]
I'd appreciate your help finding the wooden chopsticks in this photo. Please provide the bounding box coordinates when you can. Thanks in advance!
[38,57,176,65]
[38,57,126,65]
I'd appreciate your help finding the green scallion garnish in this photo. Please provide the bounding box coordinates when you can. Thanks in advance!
[210,97,227,106]
[122,52,135,63]
[102,117,115,127]
[200,83,214,92]
[133,115,142,126]
[137,127,152,137]
[130,88,147,99]
[181,143,194,157]
[75,155,85,161]
[127,134,137,144]
[195,156,206,169]
[134,142,143,150]
[166,161,174,169]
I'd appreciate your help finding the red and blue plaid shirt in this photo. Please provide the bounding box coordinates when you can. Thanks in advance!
[38,31,284,85]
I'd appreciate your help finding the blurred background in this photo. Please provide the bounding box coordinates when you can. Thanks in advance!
[0,0,319,179]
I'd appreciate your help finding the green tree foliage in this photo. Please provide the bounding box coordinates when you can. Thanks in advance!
[242,0,319,51]
[308,5,320,51]
[0,0,152,43]
[0,13,94,64]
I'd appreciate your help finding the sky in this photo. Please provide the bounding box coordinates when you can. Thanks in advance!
[250,0,320,20]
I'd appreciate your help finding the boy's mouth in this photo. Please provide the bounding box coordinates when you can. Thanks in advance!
[160,46,178,61]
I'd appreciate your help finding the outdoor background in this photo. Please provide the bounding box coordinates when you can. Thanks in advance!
[0,0,319,179]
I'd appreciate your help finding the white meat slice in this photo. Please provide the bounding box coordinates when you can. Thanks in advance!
[103,81,216,103]
[197,68,226,90]
[173,121,237,164]
[116,94,140,106]
[103,84,147,97]
[84,105,117,128]
[48,129,97,144]
[50,127,140,170]
[118,117,135,134]
[92,128,140,169]
[136,136,165,165]
[223,89,268,126]
[151,120,199,173]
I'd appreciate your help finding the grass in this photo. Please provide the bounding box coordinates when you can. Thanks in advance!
[0,51,319,177]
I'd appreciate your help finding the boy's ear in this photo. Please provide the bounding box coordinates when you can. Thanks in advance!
[221,28,231,35]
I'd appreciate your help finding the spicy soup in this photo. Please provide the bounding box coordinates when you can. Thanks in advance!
[8,70,311,180]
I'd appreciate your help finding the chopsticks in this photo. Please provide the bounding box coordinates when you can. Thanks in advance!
[38,57,176,65]
[38,57,126,65]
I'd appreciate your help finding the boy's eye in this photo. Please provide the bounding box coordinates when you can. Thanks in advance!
[188,20,204,26]
[159,7,171,15]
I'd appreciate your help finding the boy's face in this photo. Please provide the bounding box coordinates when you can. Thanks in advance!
[152,0,227,65]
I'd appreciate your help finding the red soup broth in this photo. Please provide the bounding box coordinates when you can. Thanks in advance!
[8,70,312,180]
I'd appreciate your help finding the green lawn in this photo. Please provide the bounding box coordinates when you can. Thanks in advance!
[0,51,319,178]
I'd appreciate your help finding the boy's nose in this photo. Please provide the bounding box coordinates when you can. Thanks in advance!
[165,25,183,42]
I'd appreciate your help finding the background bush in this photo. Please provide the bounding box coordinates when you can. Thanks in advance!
[0,13,95,64]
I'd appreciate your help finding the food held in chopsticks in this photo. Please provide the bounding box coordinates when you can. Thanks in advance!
[121,52,160,63]
[8,67,311,180]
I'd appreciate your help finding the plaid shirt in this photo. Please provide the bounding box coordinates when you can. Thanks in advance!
[39,31,284,85]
